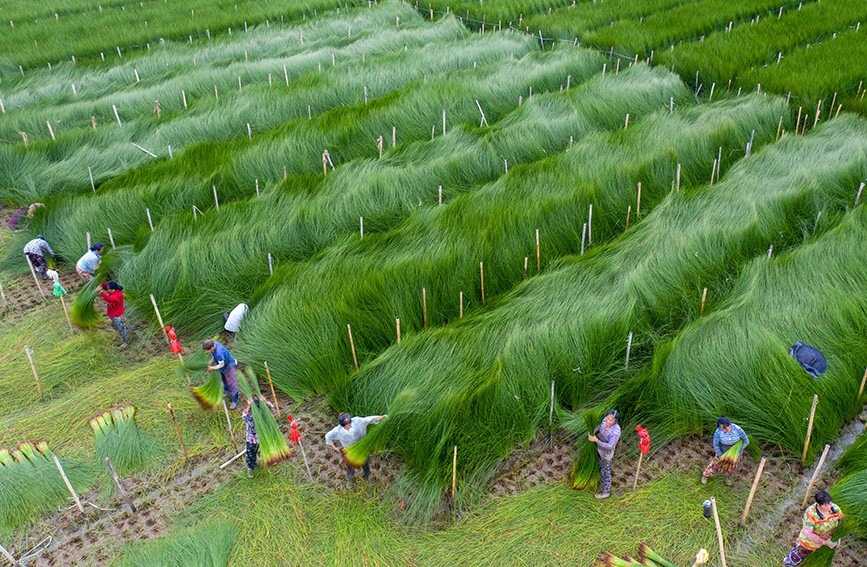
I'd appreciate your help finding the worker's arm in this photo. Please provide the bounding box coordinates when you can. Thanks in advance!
[736,425,749,452]
[43,242,55,256]
[361,415,386,425]
[207,360,226,372]
[712,430,723,457]
[596,427,620,450]
[324,427,342,451]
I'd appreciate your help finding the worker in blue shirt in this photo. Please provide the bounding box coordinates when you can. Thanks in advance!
[203,339,240,409]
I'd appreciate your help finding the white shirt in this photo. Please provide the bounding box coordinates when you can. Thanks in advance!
[76,250,100,274]
[324,416,383,448]
[224,303,248,332]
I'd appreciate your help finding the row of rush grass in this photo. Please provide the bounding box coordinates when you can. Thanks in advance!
[659,0,867,91]
[332,116,867,520]
[580,0,803,55]
[0,0,353,72]
[115,47,608,334]
[235,91,781,401]
[423,0,571,23]
[525,0,692,39]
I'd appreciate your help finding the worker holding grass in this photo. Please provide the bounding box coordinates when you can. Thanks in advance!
[701,417,749,484]
[783,489,844,566]
[587,409,621,499]
[325,413,386,482]
[241,395,274,478]
[202,340,240,410]
[75,243,104,281]
[99,281,129,347]
[22,234,55,279]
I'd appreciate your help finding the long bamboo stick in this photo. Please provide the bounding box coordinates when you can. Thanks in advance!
[802,444,831,507]
[711,497,727,567]
[801,394,819,463]
[740,457,766,525]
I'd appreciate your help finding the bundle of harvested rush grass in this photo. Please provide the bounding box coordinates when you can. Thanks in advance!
[570,409,603,491]
[717,440,743,474]
[91,405,154,474]
[239,368,291,466]
[69,251,118,328]
[183,351,222,411]
[598,542,680,566]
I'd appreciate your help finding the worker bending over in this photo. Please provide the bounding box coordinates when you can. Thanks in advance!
[783,490,843,566]
[76,243,104,281]
[22,235,55,279]
[203,340,240,409]
[325,413,386,482]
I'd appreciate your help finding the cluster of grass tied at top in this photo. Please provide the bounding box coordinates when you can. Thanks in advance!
[115,469,744,566]
[0,0,351,71]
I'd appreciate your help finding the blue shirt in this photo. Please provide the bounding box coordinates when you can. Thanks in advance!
[713,423,749,457]
[211,342,237,374]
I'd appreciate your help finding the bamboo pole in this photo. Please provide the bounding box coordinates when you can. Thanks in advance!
[107,227,116,248]
[88,166,96,192]
[535,229,541,272]
[580,223,587,255]
[24,347,43,400]
[636,182,642,218]
[625,206,631,230]
[459,291,464,319]
[479,262,486,304]
[395,318,401,343]
[359,217,364,239]
[632,453,643,490]
[104,457,136,513]
[149,294,169,343]
[625,331,633,370]
[740,457,766,525]
[801,444,831,507]
[548,380,555,428]
[52,455,84,513]
[587,204,593,245]
[166,403,187,461]
[858,367,866,400]
[0,542,17,566]
[25,256,47,299]
[421,288,428,328]
[86,232,92,250]
[801,394,819,463]
[263,362,280,414]
[700,287,708,315]
[346,324,359,370]
[59,295,73,331]
[523,256,528,278]
[146,208,154,231]
[451,446,458,499]
[298,438,313,481]
[0,282,6,309]
[222,400,237,451]
[219,450,246,470]
[710,497,727,567]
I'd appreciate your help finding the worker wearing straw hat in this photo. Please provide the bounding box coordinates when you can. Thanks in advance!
[22,234,55,279]
[587,409,621,499]
[325,413,386,482]
[75,243,104,281]
[203,339,240,409]
[701,416,749,484]
[783,490,844,566]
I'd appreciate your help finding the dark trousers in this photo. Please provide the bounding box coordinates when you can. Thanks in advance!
[783,544,813,567]
[221,366,240,405]
[245,442,259,471]
[26,253,47,278]
[346,460,370,480]
[110,316,129,344]
[599,458,612,494]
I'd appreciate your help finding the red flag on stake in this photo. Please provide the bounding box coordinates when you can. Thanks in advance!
[633,424,652,490]
[287,415,312,480]
[165,325,183,354]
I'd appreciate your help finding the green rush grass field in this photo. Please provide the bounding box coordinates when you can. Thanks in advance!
[0,1,865,565]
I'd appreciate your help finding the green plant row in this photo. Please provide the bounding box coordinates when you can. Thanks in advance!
[0,0,353,72]
[116,46,604,334]
[833,433,867,539]
[114,520,238,567]
[525,0,691,39]
[423,0,571,23]
[3,0,152,25]
[659,0,867,91]
[331,117,866,520]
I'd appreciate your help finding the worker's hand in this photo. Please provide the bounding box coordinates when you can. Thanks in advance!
[587,434,597,443]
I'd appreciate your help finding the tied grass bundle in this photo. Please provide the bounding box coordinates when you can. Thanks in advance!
[638,542,679,567]
[597,543,679,567]
[239,368,291,466]
[596,553,642,567]
[90,405,154,475]
[0,441,89,531]
[183,352,223,411]
[571,410,603,491]
[69,251,118,328]
[115,520,237,567]
[717,440,743,474]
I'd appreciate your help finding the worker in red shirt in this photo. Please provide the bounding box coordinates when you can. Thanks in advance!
[100,281,130,348]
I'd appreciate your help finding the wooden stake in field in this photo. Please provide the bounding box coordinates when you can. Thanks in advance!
[86,232,92,250]
[710,497,727,567]
[267,253,273,276]
[580,222,587,255]
[24,346,43,400]
[479,262,486,304]
[46,120,56,141]
[212,186,220,210]
[535,229,541,272]
[802,444,831,507]
[346,323,359,370]
[359,217,364,239]
[451,446,458,500]
[700,287,708,315]
[459,291,464,319]
[675,163,681,191]
[438,185,443,205]
[632,452,644,490]
[395,318,401,343]
[858,367,867,400]
[548,380,555,428]
[262,362,280,414]
[222,400,238,451]
[166,403,188,461]
[0,542,17,566]
[625,331,634,370]
[52,454,84,513]
[421,288,428,328]
[104,457,136,513]
[181,90,188,109]
[587,204,593,245]
[146,208,154,231]
[801,394,819,464]
[624,206,631,230]
[25,255,47,300]
[148,294,182,362]
[112,104,122,127]
[740,457,766,525]
[636,182,642,218]
[795,107,802,135]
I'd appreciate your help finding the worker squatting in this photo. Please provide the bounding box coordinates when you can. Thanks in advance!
[22,236,845,565]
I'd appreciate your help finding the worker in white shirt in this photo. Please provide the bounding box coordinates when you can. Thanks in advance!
[223,303,248,339]
[324,413,386,481]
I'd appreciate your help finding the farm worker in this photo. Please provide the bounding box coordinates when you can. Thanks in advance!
[242,395,274,478]
[223,303,248,339]
[203,339,240,409]
[783,490,844,566]
[22,235,55,279]
[701,416,749,484]
[587,409,621,499]
[46,270,67,298]
[324,413,387,481]
[100,281,129,347]
[75,243,104,281]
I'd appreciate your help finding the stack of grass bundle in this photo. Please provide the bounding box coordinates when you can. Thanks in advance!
[659,0,867,94]
[237,90,779,403]
[0,441,90,531]
[317,117,867,519]
[114,520,237,567]
[639,203,867,459]
[237,367,291,466]
[570,409,604,491]
[182,351,223,410]
[525,0,688,40]
[0,0,350,70]
[581,0,792,55]
[69,250,119,328]
[598,543,683,567]
[119,48,610,333]
[91,404,156,474]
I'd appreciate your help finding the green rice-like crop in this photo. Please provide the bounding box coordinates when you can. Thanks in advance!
[0,441,91,531]
[238,367,291,466]
[69,251,119,328]
[92,404,155,475]
[114,520,237,567]
[831,469,867,540]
